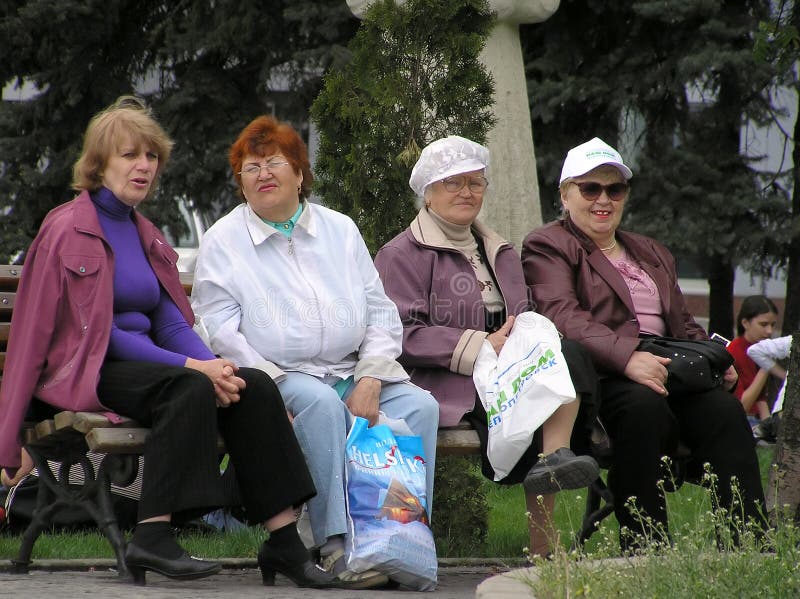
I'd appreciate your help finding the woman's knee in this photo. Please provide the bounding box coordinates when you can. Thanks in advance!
[238,368,281,401]
[280,379,346,422]
[402,385,440,422]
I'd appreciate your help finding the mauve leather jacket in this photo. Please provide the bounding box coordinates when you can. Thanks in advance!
[521,216,707,376]
[375,209,531,427]
[0,191,192,469]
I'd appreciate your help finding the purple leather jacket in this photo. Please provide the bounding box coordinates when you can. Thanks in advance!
[375,209,531,426]
[521,216,706,376]
[0,191,192,469]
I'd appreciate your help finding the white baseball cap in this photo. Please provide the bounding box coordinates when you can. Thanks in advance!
[559,137,632,185]
[409,135,489,197]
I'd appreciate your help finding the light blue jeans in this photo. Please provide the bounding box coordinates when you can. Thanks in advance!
[277,372,439,548]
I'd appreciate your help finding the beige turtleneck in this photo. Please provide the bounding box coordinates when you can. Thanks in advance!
[427,208,504,315]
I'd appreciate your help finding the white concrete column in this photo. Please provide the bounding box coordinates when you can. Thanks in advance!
[346,0,559,248]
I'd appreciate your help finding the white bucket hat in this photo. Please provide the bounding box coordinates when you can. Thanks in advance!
[409,135,489,197]
[559,137,632,185]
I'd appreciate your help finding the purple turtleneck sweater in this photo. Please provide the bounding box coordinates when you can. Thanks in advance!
[91,188,215,366]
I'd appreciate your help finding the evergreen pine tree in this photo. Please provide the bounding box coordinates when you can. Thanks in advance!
[311,0,495,253]
[524,0,784,337]
[0,0,357,259]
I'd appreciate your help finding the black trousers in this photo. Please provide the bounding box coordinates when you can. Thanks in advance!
[599,376,766,547]
[97,362,316,523]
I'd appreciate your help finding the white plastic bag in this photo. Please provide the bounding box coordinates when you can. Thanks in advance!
[472,311,576,480]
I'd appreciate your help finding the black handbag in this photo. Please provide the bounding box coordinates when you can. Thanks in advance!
[636,336,734,395]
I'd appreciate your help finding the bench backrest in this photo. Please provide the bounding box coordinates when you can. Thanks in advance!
[0,265,194,383]
[0,264,21,379]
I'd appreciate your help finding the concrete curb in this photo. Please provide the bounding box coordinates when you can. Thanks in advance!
[476,567,537,598]
[0,556,529,572]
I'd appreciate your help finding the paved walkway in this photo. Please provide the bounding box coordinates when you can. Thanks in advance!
[0,559,537,599]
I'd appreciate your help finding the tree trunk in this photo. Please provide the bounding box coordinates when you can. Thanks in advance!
[707,255,735,338]
[781,89,800,334]
[766,333,800,521]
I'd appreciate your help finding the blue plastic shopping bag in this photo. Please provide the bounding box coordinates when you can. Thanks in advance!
[344,416,437,591]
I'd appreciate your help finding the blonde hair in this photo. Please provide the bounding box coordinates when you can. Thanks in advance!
[72,96,174,194]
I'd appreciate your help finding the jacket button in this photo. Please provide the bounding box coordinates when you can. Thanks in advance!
[79,266,86,273]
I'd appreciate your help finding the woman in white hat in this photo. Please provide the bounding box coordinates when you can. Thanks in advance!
[375,135,600,558]
[521,137,767,552]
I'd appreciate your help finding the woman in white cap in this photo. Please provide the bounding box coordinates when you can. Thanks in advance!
[521,137,767,552]
[191,115,439,589]
[375,135,600,559]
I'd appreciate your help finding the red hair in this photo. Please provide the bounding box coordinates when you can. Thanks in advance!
[229,115,313,198]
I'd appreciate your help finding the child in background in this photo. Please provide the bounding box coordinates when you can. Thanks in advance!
[726,296,780,423]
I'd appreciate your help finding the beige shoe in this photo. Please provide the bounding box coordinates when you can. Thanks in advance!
[319,548,389,590]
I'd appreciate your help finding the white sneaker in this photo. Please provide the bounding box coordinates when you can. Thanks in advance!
[319,548,389,590]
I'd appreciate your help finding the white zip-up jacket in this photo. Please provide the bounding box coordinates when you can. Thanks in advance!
[191,202,409,383]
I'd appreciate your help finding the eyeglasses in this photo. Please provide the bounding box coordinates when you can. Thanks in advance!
[238,160,290,177]
[573,181,629,201]
[440,175,489,194]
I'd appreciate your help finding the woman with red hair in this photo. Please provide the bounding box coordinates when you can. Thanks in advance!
[192,115,439,589]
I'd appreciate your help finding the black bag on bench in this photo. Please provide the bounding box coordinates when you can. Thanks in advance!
[637,336,734,396]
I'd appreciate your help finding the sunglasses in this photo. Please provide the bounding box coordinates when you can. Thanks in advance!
[573,181,630,201]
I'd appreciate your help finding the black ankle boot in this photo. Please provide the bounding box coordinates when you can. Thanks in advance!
[125,541,221,585]
[125,522,221,586]
[257,541,339,588]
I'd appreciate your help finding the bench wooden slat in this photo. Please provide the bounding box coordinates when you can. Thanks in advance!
[34,419,57,441]
[0,291,15,313]
[0,322,10,342]
[73,411,135,433]
[86,427,227,454]
[0,265,22,290]
[180,271,193,295]
[23,426,38,445]
[82,424,480,455]
[436,428,481,456]
[85,428,150,453]
[53,411,77,430]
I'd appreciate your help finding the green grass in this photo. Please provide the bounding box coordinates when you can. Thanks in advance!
[0,448,777,562]
[523,447,794,598]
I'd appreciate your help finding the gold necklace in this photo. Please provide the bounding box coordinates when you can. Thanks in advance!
[599,238,617,252]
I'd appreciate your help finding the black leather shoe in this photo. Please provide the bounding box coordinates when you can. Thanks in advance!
[125,541,222,586]
[257,542,339,588]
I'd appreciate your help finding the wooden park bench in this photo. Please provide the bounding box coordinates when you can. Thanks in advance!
[0,264,480,577]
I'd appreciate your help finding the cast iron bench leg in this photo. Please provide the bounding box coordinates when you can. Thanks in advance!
[11,446,55,573]
[10,448,136,578]
[95,454,139,578]
[572,475,615,550]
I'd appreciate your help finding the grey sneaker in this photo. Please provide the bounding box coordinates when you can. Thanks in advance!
[523,447,600,495]
[319,548,389,590]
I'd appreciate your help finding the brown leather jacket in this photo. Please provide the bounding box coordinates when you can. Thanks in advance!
[521,216,706,375]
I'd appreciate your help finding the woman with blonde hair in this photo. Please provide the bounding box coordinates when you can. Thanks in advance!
[0,97,335,588]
